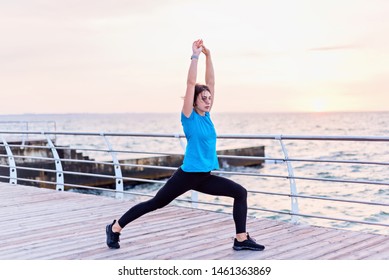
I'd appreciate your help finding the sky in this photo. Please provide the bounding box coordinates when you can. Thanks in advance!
[1,0,389,114]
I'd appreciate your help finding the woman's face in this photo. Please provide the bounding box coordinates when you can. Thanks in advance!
[194,90,212,114]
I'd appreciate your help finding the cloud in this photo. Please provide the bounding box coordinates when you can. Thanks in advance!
[307,44,360,52]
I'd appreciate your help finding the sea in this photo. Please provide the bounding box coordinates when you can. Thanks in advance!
[1,111,388,235]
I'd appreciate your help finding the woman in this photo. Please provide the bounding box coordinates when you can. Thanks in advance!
[106,39,265,251]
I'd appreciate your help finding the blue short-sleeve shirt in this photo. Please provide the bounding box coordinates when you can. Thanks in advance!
[181,111,219,172]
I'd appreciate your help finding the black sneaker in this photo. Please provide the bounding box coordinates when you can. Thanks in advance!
[106,220,120,249]
[233,233,265,251]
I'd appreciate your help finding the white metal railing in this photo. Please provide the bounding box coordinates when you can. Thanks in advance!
[0,130,388,234]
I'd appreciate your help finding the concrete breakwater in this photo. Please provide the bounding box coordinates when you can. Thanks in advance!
[0,139,264,190]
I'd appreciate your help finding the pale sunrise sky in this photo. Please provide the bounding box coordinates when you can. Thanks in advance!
[1,0,388,114]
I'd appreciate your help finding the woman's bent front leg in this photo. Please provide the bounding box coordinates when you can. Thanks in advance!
[117,168,207,228]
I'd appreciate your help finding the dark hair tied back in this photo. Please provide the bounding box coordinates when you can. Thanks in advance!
[194,84,210,105]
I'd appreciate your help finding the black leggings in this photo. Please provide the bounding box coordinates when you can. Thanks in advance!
[118,168,248,234]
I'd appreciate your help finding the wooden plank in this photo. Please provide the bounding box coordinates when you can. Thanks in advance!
[83,214,233,260]
[360,241,389,259]
[284,231,372,259]
[226,226,340,260]
[2,207,204,259]
[196,223,315,260]
[90,213,232,260]
[1,182,388,260]
[1,204,209,259]
[316,234,389,260]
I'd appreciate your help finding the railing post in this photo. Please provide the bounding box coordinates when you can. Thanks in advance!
[1,136,18,185]
[102,134,124,199]
[278,137,300,224]
[44,134,64,191]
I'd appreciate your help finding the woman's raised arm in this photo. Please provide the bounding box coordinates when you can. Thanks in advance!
[182,39,203,117]
[202,45,215,100]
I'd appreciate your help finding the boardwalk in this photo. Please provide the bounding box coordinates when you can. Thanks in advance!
[0,182,388,260]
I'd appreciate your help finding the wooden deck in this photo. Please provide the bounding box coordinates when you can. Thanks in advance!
[0,182,388,260]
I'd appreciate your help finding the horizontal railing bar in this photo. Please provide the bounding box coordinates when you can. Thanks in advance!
[0,155,56,162]
[0,143,183,157]
[291,175,389,186]
[0,176,117,194]
[217,154,389,166]
[2,143,388,167]
[247,206,389,227]
[0,155,180,172]
[214,169,389,186]
[249,190,389,207]
[0,154,113,165]
[0,165,117,180]
[0,175,159,196]
[291,213,389,227]
[281,158,389,166]
[180,201,389,227]
[7,177,130,195]
[0,144,46,150]
[2,130,389,142]
[0,176,61,187]
[2,144,388,167]
[0,175,166,200]
[76,185,227,208]
[0,144,51,149]
[177,203,286,217]
[0,121,56,124]
[218,134,389,142]
[0,131,185,138]
[119,163,177,171]
[50,181,119,194]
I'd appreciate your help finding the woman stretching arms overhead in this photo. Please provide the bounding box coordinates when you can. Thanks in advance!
[106,39,265,251]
